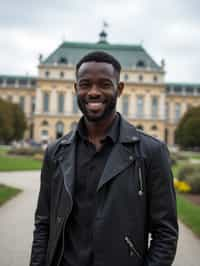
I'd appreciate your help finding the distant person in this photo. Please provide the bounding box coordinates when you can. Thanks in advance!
[30,51,178,266]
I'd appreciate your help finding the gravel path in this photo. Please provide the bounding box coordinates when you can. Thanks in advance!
[0,171,200,266]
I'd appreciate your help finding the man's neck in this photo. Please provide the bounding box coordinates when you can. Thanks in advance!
[84,112,116,143]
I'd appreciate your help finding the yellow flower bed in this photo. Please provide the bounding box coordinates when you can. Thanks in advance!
[174,178,191,193]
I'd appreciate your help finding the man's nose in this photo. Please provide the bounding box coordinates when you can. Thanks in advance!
[88,84,101,97]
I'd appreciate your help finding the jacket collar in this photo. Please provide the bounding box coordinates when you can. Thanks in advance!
[55,113,140,151]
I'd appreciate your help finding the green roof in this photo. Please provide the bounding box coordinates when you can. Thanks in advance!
[0,74,37,80]
[166,82,200,88]
[43,41,162,71]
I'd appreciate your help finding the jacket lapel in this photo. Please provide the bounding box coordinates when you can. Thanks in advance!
[97,116,140,191]
[53,130,77,204]
[97,143,136,191]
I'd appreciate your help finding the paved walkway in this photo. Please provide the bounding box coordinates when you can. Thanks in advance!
[0,171,200,266]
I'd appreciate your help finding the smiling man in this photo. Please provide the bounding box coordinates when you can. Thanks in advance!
[30,51,178,266]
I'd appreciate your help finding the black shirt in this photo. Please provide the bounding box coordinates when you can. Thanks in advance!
[61,114,120,266]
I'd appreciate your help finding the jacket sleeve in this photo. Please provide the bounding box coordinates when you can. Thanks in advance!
[30,146,51,266]
[144,142,178,266]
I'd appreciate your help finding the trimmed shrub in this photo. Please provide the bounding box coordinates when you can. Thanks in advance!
[8,147,44,156]
[177,164,200,194]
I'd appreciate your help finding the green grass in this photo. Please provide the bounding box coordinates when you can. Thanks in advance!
[177,193,200,237]
[0,156,42,171]
[0,184,22,206]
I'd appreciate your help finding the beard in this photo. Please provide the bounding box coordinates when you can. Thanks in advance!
[77,91,118,122]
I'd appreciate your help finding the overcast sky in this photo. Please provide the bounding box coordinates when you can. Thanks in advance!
[0,0,199,83]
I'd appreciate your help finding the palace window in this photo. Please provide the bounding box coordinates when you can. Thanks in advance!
[153,75,158,82]
[139,75,143,82]
[165,102,169,120]
[45,71,50,78]
[7,95,13,102]
[72,94,79,114]
[136,96,144,118]
[7,78,15,85]
[122,95,129,116]
[43,93,49,112]
[136,60,146,68]
[151,96,158,119]
[151,125,158,130]
[124,73,129,82]
[60,72,64,78]
[58,57,68,64]
[19,79,27,86]
[41,130,48,137]
[19,96,25,112]
[31,96,35,113]
[186,86,194,95]
[58,93,64,113]
[175,103,181,122]
[41,120,49,126]
[56,121,64,139]
[136,125,144,131]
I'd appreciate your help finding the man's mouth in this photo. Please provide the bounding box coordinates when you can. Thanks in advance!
[86,101,104,111]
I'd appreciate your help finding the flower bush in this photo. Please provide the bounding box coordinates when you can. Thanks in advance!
[174,178,191,193]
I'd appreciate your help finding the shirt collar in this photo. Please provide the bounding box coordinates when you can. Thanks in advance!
[76,113,120,144]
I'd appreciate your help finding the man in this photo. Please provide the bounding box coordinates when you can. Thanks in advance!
[30,51,178,266]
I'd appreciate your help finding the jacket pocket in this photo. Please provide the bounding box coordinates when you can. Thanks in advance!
[124,235,142,259]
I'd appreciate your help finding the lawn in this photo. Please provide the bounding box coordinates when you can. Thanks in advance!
[176,193,200,237]
[0,156,42,171]
[0,184,22,206]
[172,161,200,237]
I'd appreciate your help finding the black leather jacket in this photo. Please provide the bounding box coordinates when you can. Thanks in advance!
[30,116,178,266]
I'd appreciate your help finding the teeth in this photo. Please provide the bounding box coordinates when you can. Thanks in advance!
[87,102,103,110]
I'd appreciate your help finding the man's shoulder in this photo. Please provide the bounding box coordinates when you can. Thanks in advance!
[46,130,75,158]
[136,129,168,159]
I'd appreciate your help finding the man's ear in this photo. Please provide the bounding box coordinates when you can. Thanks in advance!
[74,83,77,93]
[117,82,124,97]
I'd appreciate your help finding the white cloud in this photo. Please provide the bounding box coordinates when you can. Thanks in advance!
[0,0,199,82]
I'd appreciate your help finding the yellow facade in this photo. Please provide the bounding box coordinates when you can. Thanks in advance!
[0,42,200,146]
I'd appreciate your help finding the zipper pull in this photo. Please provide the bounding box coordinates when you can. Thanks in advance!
[138,166,144,196]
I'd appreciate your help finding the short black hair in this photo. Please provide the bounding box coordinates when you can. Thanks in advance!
[76,51,121,78]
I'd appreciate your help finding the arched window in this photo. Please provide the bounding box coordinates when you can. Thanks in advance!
[151,125,158,130]
[136,125,144,131]
[124,73,129,82]
[153,75,158,82]
[45,71,50,78]
[60,72,64,78]
[136,60,146,68]
[56,121,64,139]
[41,120,49,126]
[58,57,68,64]
[139,75,143,82]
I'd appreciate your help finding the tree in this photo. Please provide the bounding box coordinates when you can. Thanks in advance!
[175,106,200,149]
[0,99,27,144]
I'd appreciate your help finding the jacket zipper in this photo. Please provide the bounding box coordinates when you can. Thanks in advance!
[138,166,144,196]
[124,236,142,259]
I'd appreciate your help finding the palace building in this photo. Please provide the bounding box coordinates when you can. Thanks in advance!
[0,31,200,146]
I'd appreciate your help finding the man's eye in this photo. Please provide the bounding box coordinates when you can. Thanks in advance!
[102,83,112,88]
[79,83,90,88]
